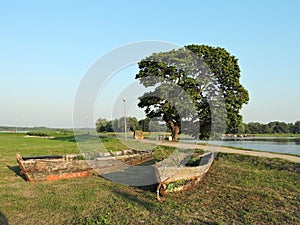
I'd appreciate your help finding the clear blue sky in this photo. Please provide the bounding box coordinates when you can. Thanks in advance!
[1,0,299,128]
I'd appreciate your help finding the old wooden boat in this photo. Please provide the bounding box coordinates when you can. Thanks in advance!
[16,149,153,182]
[155,151,216,200]
[16,153,92,182]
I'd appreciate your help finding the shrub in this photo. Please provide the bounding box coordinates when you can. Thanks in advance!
[26,131,50,137]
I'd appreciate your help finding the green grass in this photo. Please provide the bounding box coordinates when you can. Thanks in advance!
[0,133,299,224]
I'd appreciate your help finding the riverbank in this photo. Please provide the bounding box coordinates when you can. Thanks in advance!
[143,139,300,163]
[223,133,300,138]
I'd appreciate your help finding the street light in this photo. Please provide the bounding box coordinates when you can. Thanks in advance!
[122,97,127,140]
[15,119,18,133]
[85,116,89,135]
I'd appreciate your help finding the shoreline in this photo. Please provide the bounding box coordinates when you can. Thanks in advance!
[143,139,300,163]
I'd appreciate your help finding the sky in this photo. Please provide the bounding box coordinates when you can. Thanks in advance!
[0,0,299,128]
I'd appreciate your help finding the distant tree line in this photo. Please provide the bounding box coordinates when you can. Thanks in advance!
[96,118,300,135]
[95,117,167,133]
[241,121,300,134]
[0,126,70,132]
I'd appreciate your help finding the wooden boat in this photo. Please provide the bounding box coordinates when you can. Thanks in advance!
[16,154,92,182]
[16,149,153,182]
[155,151,216,200]
[17,148,215,199]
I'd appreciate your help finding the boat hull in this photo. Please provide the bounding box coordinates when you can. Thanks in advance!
[155,152,216,198]
[16,150,153,182]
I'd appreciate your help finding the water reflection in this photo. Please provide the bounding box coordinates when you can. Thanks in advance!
[196,137,300,156]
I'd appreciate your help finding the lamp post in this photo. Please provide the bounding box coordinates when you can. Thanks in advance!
[85,116,88,135]
[122,97,127,140]
[15,119,18,133]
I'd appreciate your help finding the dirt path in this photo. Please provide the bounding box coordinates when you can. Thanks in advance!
[143,139,300,163]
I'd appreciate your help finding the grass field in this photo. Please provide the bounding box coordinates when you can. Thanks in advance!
[0,132,299,224]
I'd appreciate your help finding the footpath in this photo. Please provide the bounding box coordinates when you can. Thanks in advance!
[143,139,300,163]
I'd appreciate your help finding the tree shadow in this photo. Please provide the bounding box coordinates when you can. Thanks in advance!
[136,183,158,193]
[51,135,76,142]
[0,211,9,225]
[7,165,26,181]
[51,134,107,143]
[197,220,220,225]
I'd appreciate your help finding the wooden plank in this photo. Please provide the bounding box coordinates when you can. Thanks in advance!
[46,171,90,181]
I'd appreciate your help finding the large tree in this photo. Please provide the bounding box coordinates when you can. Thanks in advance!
[136,45,249,140]
[293,121,300,134]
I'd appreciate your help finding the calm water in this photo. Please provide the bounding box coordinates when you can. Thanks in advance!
[194,137,300,156]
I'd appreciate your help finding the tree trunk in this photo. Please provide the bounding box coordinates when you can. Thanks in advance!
[169,121,180,141]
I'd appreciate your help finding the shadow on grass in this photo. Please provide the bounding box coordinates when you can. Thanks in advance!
[111,188,186,224]
[201,221,221,225]
[7,165,27,181]
[0,212,9,225]
[196,220,220,225]
[51,134,110,143]
[51,135,76,142]
[112,188,156,211]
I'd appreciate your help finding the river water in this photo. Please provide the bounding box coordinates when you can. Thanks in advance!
[193,137,300,156]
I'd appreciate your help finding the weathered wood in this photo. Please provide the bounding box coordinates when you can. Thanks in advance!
[155,152,216,198]
[22,155,63,160]
[16,150,154,182]
[89,151,153,175]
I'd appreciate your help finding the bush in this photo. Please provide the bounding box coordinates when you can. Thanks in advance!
[26,131,50,137]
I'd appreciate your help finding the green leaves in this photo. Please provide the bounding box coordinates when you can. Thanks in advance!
[135,44,249,138]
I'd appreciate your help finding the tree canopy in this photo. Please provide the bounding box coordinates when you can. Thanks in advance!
[95,117,166,133]
[135,44,249,140]
[245,121,300,134]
